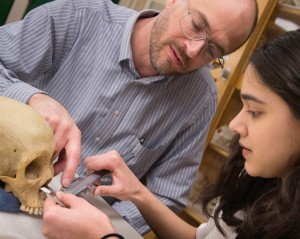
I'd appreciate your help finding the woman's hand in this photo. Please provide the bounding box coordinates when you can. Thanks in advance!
[84,151,197,239]
[85,150,146,203]
[42,192,116,239]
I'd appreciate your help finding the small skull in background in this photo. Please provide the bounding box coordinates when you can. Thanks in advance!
[0,96,56,215]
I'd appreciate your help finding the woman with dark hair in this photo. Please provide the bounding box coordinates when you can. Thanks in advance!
[43,29,300,239]
[201,28,300,239]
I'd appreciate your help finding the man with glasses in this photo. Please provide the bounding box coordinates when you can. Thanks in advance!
[0,0,258,236]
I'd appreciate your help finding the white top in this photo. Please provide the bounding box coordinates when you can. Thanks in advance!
[196,210,244,239]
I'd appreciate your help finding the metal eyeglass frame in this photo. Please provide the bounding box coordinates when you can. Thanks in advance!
[179,0,225,69]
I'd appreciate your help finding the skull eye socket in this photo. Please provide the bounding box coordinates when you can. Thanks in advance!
[25,160,42,180]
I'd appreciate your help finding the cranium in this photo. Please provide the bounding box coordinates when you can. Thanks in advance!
[0,96,56,215]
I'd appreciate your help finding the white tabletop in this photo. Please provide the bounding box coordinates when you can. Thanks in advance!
[0,174,143,239]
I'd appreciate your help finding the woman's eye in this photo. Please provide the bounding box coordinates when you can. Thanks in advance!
[247,110,260,118]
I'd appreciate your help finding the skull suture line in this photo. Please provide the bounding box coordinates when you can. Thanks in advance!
[0,96,56,215]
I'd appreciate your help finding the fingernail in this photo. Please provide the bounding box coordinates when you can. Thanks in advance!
[62,178,72,187]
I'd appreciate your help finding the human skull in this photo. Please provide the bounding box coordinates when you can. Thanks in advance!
[0,96,56,215]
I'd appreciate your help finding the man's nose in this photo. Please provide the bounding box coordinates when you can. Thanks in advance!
[184,39,206,59]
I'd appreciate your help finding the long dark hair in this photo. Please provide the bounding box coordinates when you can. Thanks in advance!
[200,29,300,239]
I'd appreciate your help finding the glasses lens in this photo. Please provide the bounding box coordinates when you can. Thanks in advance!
[180,14,206,40]
[201,44,224,69]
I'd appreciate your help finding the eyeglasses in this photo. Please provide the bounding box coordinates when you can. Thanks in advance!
[179,0,224,69]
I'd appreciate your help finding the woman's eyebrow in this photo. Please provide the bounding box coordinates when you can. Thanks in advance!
[240,93,266,104]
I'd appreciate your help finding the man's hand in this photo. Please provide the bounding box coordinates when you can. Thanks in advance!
[85,150,146,203]
[28,93,81,187]
[42,193,116,239]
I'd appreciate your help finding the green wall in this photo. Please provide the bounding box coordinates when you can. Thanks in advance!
[0,0,14,26]
[25,0,54,15]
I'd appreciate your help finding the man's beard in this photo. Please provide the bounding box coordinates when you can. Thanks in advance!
[149,14,190,76]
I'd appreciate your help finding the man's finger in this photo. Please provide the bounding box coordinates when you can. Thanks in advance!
[61,136,81,187]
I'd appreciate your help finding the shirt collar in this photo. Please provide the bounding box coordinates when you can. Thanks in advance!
[118,9,166,84]
[118,9,159,63]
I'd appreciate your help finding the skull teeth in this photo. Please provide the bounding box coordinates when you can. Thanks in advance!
[20,204,43,215]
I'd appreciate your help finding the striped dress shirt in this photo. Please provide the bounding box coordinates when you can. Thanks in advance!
[0,0,217,234]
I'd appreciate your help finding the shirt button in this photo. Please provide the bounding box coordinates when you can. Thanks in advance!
[114,110,120,116]
[95,137,100,142]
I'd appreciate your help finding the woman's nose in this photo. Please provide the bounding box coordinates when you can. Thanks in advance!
[229,112,247,137]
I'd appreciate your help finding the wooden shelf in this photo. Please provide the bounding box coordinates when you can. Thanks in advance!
[277,1,300,25]
[205,0,278,148]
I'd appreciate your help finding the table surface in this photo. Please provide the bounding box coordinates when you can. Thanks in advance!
[0,174,143,239]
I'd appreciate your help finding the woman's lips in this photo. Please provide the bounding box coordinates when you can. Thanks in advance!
[240,143,252,157]
[242,147,251,157]
[169,45,183,66]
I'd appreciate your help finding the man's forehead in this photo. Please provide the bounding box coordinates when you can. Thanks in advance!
[189,0,254,54]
